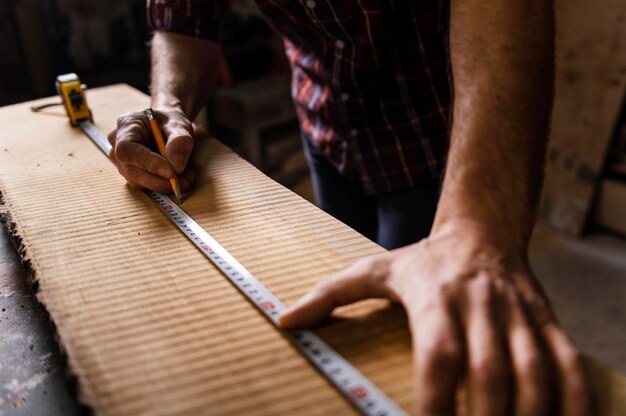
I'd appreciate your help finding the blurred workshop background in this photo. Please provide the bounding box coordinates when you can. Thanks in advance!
[0,0,625,414]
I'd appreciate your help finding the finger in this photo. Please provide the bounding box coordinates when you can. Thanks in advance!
[116,140,174,179]
[178,169,197,192]
[107,128,117,148]
[107,128,122,176]
[279,256,391,328]
[465,277,511,416]
[164,127,193,174]
[412,300,463,416]
[125,178,143,191]
[122,165,176,193]
[506,293,550,416]
[123,167,195,194]
[542,323,594,416]
[114,113,175,179]
[116,111,151,144]
[107,138,123,173]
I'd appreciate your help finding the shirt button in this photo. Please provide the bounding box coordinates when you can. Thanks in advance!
[350,129,358,137]
[341,93,349,101]
[306,0,315,8]
[335,40,345,49]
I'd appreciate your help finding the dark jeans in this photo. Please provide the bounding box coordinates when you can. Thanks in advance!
[302,137,440,250]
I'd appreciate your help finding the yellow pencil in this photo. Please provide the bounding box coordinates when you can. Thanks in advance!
[145,108,183,204]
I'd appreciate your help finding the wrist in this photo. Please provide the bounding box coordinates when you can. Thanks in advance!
[430,217,529,261]
[432,181,536,255]
[150,96,183,112]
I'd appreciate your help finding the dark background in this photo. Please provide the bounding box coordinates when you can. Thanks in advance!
[0,0,285,106]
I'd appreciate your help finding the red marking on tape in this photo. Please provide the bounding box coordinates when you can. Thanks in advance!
[260,301,275,311]
[349,385,369,401]
[162,204,173,211]
[201,245,211,251]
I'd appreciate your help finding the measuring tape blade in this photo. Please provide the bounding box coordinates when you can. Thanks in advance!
[79,120,111,154]
[148,191,404,415]
[79,119,405,416]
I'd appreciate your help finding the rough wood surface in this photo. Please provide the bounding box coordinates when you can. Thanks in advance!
[539,0,626,235]
[0,85,624,415]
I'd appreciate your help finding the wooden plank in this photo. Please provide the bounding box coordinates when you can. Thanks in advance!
[539,0,626,235]
[0,84,402,414]
[0,85,624,414]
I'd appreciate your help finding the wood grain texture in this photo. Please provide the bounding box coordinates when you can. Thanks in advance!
[539,0,626,235]
[0,85,624,415]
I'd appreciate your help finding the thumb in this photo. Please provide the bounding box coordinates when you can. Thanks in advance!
[164,125,194,174]
[279,256,391,329]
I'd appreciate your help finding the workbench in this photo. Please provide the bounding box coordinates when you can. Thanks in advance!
[0,226,83,415]
[0,85,625,415]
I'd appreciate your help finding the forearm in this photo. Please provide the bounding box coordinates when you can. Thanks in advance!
[433,0,555,252]
[150,31,222,120]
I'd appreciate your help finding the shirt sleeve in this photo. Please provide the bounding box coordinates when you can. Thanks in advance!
[147,0,231,42]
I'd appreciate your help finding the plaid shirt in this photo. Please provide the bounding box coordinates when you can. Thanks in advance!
[148,0,451,194]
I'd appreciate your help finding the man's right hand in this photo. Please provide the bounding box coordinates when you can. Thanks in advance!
[107,107,196,193]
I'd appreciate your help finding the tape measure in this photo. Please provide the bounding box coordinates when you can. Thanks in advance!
[55,73,92,126]
[41,73,406,416]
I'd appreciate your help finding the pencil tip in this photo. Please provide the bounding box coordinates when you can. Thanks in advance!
[174,190,183,205]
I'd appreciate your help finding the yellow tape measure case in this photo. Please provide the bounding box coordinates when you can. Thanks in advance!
[55,73,92,126]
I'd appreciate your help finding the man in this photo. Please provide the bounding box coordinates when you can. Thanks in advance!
[108,1,592,414]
